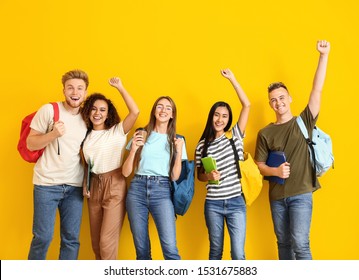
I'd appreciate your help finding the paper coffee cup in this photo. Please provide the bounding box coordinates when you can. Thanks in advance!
[135,127,147,143]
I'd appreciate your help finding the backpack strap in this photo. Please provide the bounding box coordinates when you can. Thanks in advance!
[296,116,310,138]
[226,131,242,180]
[51,102,59,122]
[296,116,317,187]
[176,134,185,142]
[175,134,186,149]
[80,129,92,168]
[50,102,60,155]
[175,134,186,160]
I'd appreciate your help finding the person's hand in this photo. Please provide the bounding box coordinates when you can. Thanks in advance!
[220,68,235,80]
[174,137,184,154]
[208,170,221,181]
[317,40,330,55]
[109,77,124,90]
[53,121,65,137]
[277,162,290,179]
[130,131,145,152]
[83,186,90,198]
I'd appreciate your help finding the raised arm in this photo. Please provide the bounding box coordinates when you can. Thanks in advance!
[308,40,330,118]
[220,69,251,133]
[109,77,140,134]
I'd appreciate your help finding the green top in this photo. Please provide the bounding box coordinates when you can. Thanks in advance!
[255,106,320,201]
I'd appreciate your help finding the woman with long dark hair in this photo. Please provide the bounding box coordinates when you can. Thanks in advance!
[195,69,250,260]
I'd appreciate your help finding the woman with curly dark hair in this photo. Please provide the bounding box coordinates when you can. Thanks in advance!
[81,77,139,259]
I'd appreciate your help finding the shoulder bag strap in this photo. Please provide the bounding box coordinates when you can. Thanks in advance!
[296,116,317,187]
[50,102,60,155]
[228,138,242,180]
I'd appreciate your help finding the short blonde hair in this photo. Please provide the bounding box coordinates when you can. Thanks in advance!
[61,69,89,89]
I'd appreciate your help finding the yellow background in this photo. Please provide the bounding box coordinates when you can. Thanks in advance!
[0,0,358,260]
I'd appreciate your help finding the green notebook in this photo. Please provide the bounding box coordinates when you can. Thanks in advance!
[201,157,219,185]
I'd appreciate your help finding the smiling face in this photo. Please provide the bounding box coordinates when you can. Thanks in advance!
[212,106,230,137]
[268,87,292,116]
[90,99,108,130]
[154,98,173,124]
[63,78,87,109]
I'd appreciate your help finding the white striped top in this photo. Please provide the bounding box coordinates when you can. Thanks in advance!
[195,124,244,200]
[83,122,128,174]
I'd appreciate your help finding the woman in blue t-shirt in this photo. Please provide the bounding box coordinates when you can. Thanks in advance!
[195,69,250,260]
[122,96,187,260]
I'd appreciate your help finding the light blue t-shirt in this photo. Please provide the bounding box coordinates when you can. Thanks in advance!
[126,131,188,176]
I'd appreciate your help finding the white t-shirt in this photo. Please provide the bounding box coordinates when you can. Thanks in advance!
[83,122,128,174]
[30,102,87,186]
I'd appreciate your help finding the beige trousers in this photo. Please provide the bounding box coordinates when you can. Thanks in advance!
[88,168,126,260]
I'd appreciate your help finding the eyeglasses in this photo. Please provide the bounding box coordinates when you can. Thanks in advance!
[156,104,173,111]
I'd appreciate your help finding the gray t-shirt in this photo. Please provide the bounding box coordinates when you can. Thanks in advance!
[255,106,320,201]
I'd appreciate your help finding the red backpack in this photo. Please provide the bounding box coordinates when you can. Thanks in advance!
[17,102,60,163]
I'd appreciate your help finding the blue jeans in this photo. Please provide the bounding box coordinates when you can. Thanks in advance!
[270,192,313,260]
[126,175,180,260]
[28,185,83,260]
[205,195,246,260]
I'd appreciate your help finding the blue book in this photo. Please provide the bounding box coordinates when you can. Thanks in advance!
[264,151,286,185]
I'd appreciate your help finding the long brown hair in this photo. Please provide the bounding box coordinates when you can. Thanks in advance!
[134,96,177,176]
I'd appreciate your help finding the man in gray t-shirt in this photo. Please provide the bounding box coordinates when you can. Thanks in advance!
[254,40,331,260]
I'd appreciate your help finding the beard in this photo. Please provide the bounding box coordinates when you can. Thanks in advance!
[65,97,82,109]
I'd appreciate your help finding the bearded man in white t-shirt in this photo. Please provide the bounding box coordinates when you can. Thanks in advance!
[27,69,89,260]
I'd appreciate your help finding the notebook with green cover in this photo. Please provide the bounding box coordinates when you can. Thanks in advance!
[201,157,219,185]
